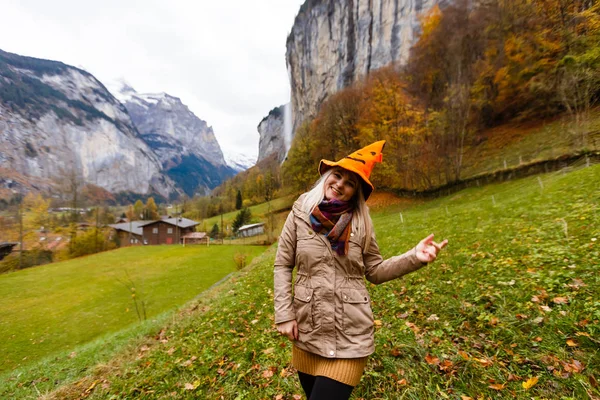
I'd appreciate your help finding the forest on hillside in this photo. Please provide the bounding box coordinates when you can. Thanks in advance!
[213,0,600,210]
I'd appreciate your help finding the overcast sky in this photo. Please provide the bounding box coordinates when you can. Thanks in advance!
[1,0,305,159]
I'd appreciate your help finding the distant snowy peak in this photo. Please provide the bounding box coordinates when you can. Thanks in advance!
[106,79,136,102]
[109,81,235,196]
[108,81,169,108]
[224,151,256,172]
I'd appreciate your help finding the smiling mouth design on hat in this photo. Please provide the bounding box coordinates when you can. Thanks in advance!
[318,140,386,201]
[345,156,366,164]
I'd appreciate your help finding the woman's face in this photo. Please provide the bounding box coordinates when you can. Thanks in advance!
[324,168,359,202]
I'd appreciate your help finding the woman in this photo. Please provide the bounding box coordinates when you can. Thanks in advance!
[274,140,448,399]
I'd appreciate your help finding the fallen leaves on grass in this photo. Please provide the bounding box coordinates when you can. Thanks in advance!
[476,357,494,367]
[262,367,276,379]
[405,321,420,334]
[425,354,440,365]
[522,376,538,390]
[488,383,506,390]
[184,381,200,390]
[390,348,402,357]
[562,359,584,373]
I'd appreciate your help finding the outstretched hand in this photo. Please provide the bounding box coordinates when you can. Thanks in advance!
[415,234,448,263]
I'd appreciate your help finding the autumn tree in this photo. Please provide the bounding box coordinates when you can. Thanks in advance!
[133,200,144,221]
[23,193,50,231]
[145,197,160,220]
[282,122,319,192]
[555,2,600,147]
[358,68,428,189]
[311,86,363,160]
[125,204,136,221]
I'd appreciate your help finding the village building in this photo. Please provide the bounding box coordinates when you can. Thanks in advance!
[238,222,265,238]
[181,231,209,245]
[0,242,18,261]
[139,217,199,245]
[77,222,91,230]
[108,221,145,246]
[109,217,200,246]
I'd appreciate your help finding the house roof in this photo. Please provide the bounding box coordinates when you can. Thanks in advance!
[239,222,265,231]
[182,232,207,239]
[139,217,199,229]
[0,242,18,250]
[108,221,145,236]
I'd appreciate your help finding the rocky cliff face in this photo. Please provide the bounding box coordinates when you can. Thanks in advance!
[257,104,291,163]
[117,85,236,196]
[0,49,177,199]
[286,0,444,132]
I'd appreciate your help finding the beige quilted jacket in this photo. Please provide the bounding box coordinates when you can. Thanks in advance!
[273,195,425,358]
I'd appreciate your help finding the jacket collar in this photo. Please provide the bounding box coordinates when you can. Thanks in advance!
[292,193,311,224]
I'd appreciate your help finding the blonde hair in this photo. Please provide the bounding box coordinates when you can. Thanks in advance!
[301,168,374,252]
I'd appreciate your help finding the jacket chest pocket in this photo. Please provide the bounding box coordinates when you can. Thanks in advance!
[293,285,315,333]
[296,231,325,267]
[341,288,373,335]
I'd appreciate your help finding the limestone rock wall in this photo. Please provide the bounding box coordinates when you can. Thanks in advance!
[286,0,444,132]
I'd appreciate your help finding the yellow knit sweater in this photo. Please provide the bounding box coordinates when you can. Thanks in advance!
[292,345,368,387]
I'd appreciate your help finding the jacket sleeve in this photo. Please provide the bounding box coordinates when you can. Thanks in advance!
[363,231,425,285]
[273,211,297,324]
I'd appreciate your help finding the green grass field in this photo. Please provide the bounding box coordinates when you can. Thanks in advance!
[0,244,267,374]
[3,162,595,399]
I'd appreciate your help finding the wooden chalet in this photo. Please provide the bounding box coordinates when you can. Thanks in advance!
[139,217,199,245]
[108,221,145,246]
[182,232,209,245]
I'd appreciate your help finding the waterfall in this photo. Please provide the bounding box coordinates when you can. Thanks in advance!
[283,64,294,161]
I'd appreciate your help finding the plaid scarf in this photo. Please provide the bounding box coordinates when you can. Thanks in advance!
[310,199,354,256]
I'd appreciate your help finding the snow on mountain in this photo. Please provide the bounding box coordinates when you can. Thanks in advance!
[224,151,256,172]
[0,50,177,199]
[108,81,237,196]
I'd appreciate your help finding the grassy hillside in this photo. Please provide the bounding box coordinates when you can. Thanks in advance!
[0,244,267,374]
[461,109,600,179]
[5,162,596,399]
[199,194,297,241]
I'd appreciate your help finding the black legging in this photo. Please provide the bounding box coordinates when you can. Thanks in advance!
[298,372,354,400]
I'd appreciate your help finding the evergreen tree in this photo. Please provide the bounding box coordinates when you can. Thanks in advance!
[210,223,220,239]
[232,207,251,233]
[235,190,242,210]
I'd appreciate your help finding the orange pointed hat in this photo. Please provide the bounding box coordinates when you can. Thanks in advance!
[319,140,386,200]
